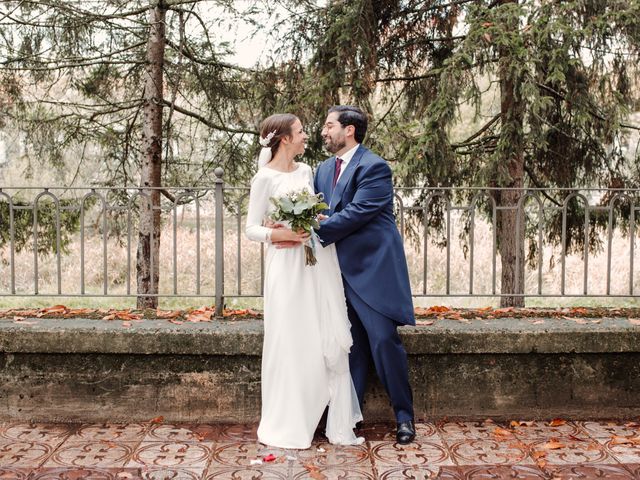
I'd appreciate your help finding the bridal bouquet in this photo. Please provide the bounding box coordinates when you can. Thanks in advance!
[270,189,329,266]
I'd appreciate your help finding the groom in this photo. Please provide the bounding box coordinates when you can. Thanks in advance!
[314,105,416,444]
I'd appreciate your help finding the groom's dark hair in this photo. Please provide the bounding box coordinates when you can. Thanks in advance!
[329,105,368,143]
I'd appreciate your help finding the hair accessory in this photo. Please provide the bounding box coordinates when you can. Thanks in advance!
[259,130,277,147]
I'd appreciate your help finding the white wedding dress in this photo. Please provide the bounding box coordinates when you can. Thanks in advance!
[245,162,363,449]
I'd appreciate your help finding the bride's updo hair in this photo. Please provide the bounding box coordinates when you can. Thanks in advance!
[260,113,298,158]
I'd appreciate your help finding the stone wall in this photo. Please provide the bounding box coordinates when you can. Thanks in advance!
[1,317,639,422]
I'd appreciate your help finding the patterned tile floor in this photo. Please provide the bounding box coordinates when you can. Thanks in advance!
[0,420,639,479]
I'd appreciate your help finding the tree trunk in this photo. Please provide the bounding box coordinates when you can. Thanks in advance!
[137,2,166,309]
[497,0,525,308]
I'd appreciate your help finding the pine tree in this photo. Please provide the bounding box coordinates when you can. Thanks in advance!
[271,0,640,306]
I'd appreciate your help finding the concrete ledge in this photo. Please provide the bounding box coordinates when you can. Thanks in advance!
[1,317,639,422]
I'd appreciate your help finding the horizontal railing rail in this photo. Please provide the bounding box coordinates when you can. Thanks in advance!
[1,169,639,313]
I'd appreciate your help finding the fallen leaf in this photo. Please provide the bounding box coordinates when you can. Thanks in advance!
[186,307,214,322]
[529,319,545,325]
[531,450,547,460]
[549,419,567,427]
[263,453,276,462]
[303,462,326,479]
[493,307,515,314]
[610,434,640,445]
[493,427,514,437]
[66,308,97,316]
[570,307,588,315]
[169,319,184,325]
[121,321,131,328]
[156,309,181,319]
[149,416,164,424]
[511,420,534,427]
[624,422,640,428]
[542,440,566,450]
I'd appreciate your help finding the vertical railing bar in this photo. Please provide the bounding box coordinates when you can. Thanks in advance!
[606,200,614,295]
[80,195,86,295]
[561,199,567,295]
[173,195,178,295]
[537,197,543,295]
[583,205,589,295]
[515,201,522,295]
[237,198,242,295]
[195,196,201,295]
[149,195,155,300]
[423,201,428,296]
[101,195,108,296]
[492,201,497,295]
[9,197,15,294]
[54,195,61,295]
[397,195,405,243]
[630,205,636,296]
[214,168,225,316]
[446,196,451,295]
[33,196,39,295]
[469,202,475,295]
[126,195,133,296]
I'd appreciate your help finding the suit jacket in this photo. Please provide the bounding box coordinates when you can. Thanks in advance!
[314,145,415,326]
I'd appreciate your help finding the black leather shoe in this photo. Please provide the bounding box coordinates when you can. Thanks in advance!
[396,420,416,444]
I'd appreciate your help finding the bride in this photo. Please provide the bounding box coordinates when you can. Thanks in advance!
[245,113,364,449]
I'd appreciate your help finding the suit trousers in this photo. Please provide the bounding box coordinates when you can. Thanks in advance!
[344,281,414,423]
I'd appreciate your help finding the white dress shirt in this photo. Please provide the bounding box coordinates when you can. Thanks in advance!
[335,143,360,183]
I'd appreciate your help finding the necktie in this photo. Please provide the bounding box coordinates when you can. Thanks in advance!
[332,157,343,189]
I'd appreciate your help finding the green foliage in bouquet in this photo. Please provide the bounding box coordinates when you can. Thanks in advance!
[269,189,329,266]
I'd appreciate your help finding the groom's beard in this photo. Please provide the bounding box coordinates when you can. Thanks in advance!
[323,137,346,154]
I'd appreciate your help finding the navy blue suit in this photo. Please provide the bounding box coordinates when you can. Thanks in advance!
[314,145,414,423]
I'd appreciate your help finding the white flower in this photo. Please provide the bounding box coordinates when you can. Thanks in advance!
[259,130,276,147]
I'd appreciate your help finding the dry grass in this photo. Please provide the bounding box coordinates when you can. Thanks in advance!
[1,207,639,310]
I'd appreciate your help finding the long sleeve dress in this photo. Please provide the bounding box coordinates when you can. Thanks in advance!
[245,162,363,449]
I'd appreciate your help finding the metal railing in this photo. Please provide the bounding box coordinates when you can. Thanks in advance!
[1,168,639,313]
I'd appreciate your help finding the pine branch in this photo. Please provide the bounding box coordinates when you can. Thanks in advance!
[451,114,501,148]
[1,41,146,66]
[164,39,256,73]
[536,81,640,131]
[2,60,145,71]
[160,99,258,135]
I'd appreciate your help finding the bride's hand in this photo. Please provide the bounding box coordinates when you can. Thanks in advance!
[270,226,310,246]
